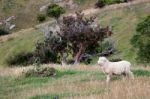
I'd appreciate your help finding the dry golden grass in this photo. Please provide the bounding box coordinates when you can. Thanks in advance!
[0,64,150,99]
[19,74,150,99]
[72,77,150,99]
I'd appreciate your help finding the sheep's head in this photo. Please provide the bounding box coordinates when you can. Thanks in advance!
[97,57,109,66]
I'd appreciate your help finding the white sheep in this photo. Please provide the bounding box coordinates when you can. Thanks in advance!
[97,57,134,82]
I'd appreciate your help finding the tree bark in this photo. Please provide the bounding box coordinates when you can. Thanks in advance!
[74,43,85,65]
[60,52,67,66]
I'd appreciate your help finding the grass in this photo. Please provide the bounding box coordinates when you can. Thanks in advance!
[97,2,150,63]
[0,1,149,67]
[0,1,150,99]
[0,28,44,66]
[0,68,105,99]
[0,0,97,31]
[133,69,150,77]
[0,65,150,99]
[0,0,50,31]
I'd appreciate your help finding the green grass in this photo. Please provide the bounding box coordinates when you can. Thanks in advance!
[98,2,150,63]
[0,2,150,67]
[0,29,44,66]
[0,0,97,31]
[29,88,108,99]
[133,69,150,77]
[29,92,72,99]
[0,0,51,31]
[1,67,150,99]
[0,69,105,99]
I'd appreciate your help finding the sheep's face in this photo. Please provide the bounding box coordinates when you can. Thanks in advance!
[97,57,108,66]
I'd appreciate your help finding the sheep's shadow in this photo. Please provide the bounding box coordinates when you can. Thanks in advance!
[109,75,127,82]
[111,75,122,81]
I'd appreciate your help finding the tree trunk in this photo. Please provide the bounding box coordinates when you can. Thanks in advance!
[74,43,85,65]
[60,52,67,66]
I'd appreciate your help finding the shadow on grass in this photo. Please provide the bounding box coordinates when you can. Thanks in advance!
[102,69,150,82]
[29,92,72,99]
[29,89,108,99]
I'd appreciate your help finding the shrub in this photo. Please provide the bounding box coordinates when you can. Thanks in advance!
[34,36,63,64]
[131,15,150,64]
[95,0,106,8]
[46,4,65,19]
[132,69,150,77]
[37,13,46,22]
[25,67,57,77]
[95,0,126,8]
[6,52,33,66]
[0,28,9,36]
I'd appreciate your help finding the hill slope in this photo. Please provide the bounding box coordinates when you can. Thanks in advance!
[97,0,150,63]
[0,0,97,31]
[0,0,150,66]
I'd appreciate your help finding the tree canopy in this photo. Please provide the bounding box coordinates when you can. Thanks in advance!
[131,15,150,63]
[57,11,112,64]
[34,11,112,65]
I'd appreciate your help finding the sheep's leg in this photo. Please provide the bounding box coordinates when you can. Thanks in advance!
[106,74,111,83]
[127,71,134,79]
[129,71,134,79]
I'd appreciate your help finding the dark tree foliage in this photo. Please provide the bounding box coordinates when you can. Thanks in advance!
[34,12,112,65]
[46,4,65,19]
[131,15,150,64]
[95,0,105,8]
[34,34,67,64]
[95,0,132,8]
[0,28,9,36]
[58,11,112,64]
[6,52,33,66]
[37,13,46,22]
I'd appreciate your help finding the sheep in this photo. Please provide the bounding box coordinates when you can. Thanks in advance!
[97,57,134,82]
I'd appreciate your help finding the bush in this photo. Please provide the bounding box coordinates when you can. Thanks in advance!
[25,67,57,77]
[132,69,150,77]
[131,15,150,64]
[46,4,65,19]
[6,52,34,66]
[37,13,46,22]
[0,28,9,36]
[34,37,62,64]
[95,0,106,8]
[95,0,126,8]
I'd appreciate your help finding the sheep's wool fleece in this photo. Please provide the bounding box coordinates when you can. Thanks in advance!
[103,61,131,74]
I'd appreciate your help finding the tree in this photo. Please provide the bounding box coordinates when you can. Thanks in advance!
[0,28,9,36]
[46,4,65,19]
[57,11,112,64]
[131,15,150,64]
[34,11,112,65]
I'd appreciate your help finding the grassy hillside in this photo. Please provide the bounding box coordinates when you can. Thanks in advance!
[0,0,49,31]
[0,28,44,66]
[95,2,150,63]
[0,0,97,31]
[0,65,150,99]
[0,1,150,99]
[0,1,150,67]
